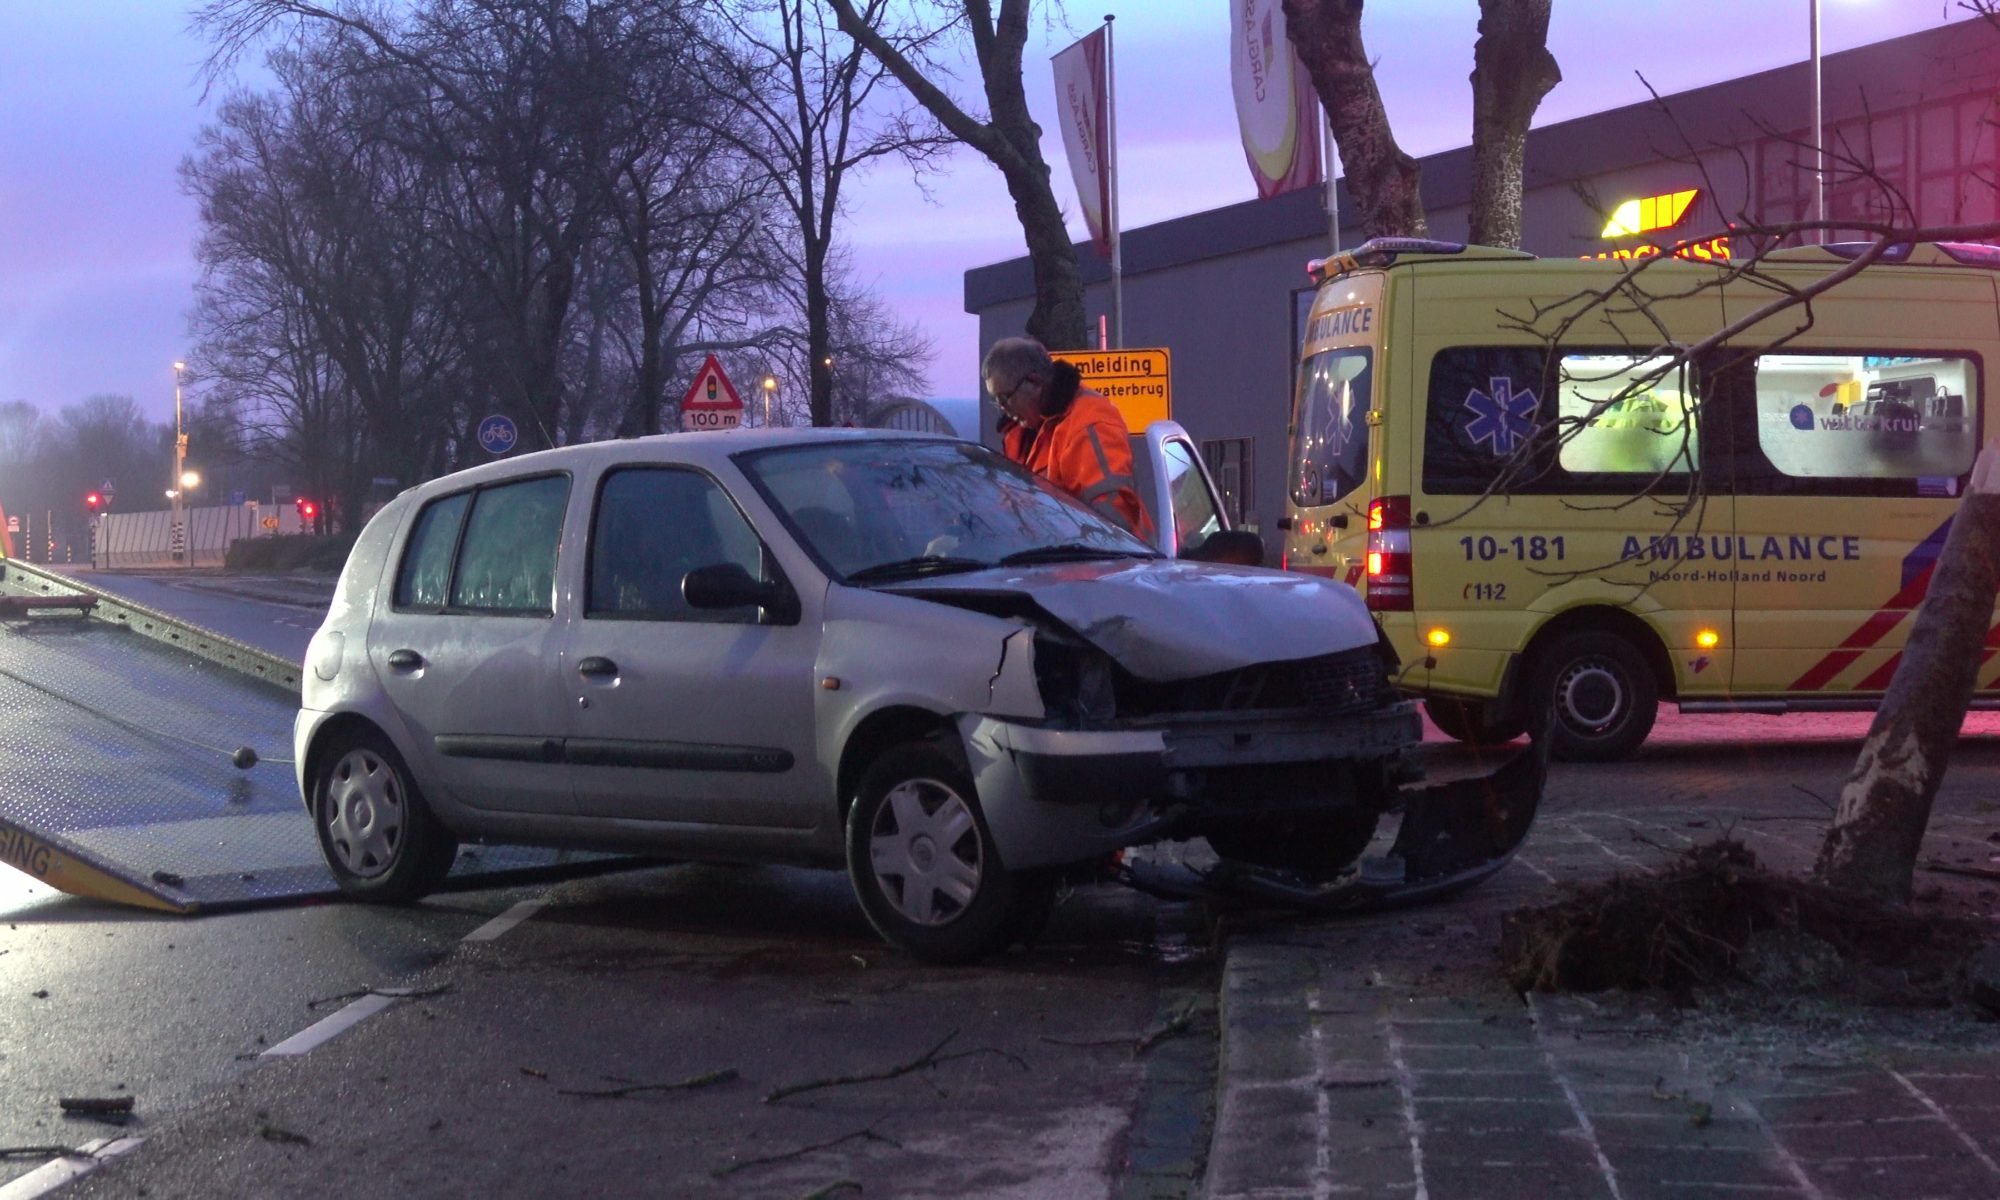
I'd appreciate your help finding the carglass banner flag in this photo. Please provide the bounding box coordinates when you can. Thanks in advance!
[1051,26,1111,256]
[1231,0,1322,199]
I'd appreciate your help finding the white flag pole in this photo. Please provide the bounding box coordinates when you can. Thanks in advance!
[1105,14,1122,350]
[1322,99,1340,253]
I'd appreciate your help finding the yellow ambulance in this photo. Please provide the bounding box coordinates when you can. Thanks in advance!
[1282,237,2000,761]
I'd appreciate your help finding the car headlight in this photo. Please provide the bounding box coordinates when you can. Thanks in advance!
[1075,654,1117,723]
[1035,636,1118,725]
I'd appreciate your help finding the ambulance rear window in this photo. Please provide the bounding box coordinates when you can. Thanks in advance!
[1289,348,1373,507]
[1734,352,1980,496]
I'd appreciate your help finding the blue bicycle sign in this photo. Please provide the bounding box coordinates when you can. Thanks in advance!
[477,414,519,456]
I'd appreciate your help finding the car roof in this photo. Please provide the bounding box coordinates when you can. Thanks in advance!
[403,427,964,499]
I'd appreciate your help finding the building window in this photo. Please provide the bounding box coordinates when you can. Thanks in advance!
[1202,437,1254,525]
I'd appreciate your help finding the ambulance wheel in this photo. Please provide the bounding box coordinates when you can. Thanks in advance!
[1207,810,1379,878]
[1423,697,1525,746]
[1529,631,1657,763]
[313,728,459,902]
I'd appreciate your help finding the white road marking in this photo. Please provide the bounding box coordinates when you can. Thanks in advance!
[1382,1017,1430,1200]
[261,992,399,1057]
[1889,1069,2000,1178]
[463,898,545,942]
[0,1137,145,1200]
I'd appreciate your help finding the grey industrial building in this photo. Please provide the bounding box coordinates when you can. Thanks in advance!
[963,18,2000,538]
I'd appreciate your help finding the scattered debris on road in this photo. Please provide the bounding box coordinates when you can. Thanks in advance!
[57,1097,134,1118]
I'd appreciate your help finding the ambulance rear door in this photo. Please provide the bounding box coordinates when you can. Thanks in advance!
[1285,270,1388,588]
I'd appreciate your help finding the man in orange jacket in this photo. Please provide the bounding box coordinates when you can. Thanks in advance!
[982,337,1154,539]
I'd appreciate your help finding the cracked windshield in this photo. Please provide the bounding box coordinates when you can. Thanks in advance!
[740,439,1153,581]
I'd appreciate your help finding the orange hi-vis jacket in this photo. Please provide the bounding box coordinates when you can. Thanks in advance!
[1001,363,1154,539]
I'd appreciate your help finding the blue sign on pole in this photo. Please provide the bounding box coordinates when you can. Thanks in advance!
[477,414,519,456]
[229,489,247,505]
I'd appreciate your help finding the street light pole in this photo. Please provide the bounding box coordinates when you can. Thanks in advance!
[171,360,188,566]
[761,374,777,427]
[1810,0,1824,244]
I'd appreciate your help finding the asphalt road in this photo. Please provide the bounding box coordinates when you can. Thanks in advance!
[7,572,1999,1197]
[0,573,1213,1197]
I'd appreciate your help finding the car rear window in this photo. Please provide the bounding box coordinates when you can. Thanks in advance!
[449,475,569,614]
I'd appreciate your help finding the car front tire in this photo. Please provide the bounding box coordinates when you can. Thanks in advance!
[313,728,459,903]
[846,740,1054,965]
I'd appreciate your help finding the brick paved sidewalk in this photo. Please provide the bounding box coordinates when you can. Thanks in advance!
[1206,729,2000,1200]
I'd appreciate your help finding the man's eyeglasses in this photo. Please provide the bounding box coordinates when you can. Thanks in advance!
[992,375,1040,406]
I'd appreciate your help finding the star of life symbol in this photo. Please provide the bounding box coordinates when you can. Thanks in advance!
[1463,376,1539,456]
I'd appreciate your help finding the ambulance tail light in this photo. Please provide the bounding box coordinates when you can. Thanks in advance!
[1365,495,1413,612]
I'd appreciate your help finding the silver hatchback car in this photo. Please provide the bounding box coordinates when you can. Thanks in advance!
[296,428,1434,961]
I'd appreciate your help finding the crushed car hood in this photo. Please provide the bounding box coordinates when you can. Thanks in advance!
[883,559,1378,681]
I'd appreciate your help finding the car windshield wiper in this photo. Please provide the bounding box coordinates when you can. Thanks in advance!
[996,543,1155,566]
[845,555,993,584]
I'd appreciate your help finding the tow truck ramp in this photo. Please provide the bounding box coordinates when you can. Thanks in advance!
[0,559,608,912]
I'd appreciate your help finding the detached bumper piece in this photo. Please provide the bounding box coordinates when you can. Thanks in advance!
[1118,737,1546,913]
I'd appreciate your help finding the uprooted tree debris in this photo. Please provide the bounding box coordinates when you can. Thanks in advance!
[1499,839,1993,1010]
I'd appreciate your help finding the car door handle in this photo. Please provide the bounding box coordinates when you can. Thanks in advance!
[577,656,619,679]
[387,649,424,670]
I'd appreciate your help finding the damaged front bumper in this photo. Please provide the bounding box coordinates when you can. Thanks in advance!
[1120,735,1547,913]
[959,696,1546,913]
[958,700,1424,871]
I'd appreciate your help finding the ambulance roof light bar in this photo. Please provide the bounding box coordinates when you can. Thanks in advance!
[1308,238,1535,283]
[1763,242,2000,269]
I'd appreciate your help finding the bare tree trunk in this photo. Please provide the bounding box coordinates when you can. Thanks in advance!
[1815,448,2000,901]
[1467,0,1558,248]
[1282,0,1426,240]
[826,0,1087,349]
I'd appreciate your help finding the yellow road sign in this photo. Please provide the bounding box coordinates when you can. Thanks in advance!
[1052,347,1170,429]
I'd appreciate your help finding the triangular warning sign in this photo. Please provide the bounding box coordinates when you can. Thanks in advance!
[682,355,745,412]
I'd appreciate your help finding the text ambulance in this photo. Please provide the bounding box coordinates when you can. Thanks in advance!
[1284,238,2000,761]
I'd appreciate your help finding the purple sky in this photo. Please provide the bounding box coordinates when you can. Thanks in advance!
[0,0,1950,426]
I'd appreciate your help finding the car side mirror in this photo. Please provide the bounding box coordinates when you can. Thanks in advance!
[683,563,799,624]
[1179,529,1266,567]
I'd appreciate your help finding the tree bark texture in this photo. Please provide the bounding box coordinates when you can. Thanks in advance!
[1814,452,2000,902]
[1467,0,1559,248]
[1282,0,1426,240]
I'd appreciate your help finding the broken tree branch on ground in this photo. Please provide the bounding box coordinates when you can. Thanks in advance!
[764,1030,1026,1104]
[558,1068,739,1099]
[712,1124,901,1179]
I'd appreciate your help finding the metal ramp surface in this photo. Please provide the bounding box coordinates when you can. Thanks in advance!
[0,562,616,912]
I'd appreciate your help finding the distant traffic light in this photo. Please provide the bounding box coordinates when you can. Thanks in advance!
[85,491,104,512]
[295,497,318,533]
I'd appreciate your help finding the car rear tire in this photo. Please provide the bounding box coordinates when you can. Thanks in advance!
[1423,696,1525,746]
[313,728,459,903]
[846,740,1054,965]
[1528,630,1658,763]
[1207,809,1380,877]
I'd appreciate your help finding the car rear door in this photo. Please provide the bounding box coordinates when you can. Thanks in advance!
[367,474,576,814]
